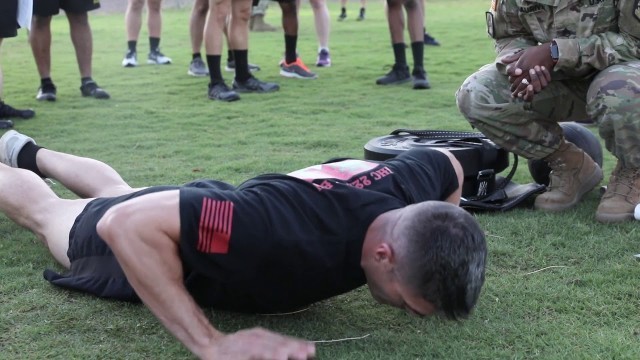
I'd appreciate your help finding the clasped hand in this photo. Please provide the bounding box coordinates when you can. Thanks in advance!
[501,43,555,102]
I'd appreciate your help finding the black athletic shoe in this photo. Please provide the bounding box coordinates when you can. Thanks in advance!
[0,120,13,129]
[80,81,110,99]
[36,83,57,101]
[376,64,411,85]
[0,101,35,119]
[424,32,441,46]
[232,76,280,93]
[208,82,240,102]
[412,68,431,89]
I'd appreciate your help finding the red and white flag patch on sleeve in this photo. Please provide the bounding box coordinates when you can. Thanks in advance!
[197,198,234,254]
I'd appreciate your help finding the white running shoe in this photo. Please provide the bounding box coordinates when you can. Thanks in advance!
[148,49,172,65]
[122,50,138,67]
[0,130,36,167]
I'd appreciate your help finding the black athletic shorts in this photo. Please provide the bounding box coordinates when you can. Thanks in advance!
[0,0,18,38]
[33,0,101,17]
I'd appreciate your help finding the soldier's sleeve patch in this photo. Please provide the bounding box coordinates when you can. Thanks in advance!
[635,0,640,21]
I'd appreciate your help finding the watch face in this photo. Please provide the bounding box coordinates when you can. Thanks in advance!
[551,43,559,60]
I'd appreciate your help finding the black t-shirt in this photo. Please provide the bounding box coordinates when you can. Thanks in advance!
[179,148,458,312]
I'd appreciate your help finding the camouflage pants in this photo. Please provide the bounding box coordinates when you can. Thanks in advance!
[252,0,271,16]
[456,61,640,168]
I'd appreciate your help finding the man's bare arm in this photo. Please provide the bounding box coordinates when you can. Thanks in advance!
[97,190,315,359]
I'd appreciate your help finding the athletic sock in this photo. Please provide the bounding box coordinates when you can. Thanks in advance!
[40,77,54,87]
[192,52,202,61]
[284,34,297,64]
[16,142,45,177]
[233,50,251,82]
[410,41,424,70]
[150,37,160,52]
[206,55,223,85]
[227,50,235,63]
[127,40,137,53]
[392,43,407,67]
[81,77,93,85]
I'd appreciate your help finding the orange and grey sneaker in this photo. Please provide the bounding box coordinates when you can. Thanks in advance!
[280,58,318,79]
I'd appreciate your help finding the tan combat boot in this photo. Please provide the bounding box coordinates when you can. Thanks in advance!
[595,161,640,223]
[534,141,603,212]
[250,15,277,32]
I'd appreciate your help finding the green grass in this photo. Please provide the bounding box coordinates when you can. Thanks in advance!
[1,0,640,358]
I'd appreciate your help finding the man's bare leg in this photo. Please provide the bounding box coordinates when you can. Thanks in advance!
[126,0,145,43]
[35,149,138,198]
[386,0,405,44]
[308,0,330,50]
[147,0,163,39]
[405,0,423,42]
[30,15,53,79]
[0,164,90,268]
[190,0,208,53]
[204,0,229,57]
[227,0,251,52]
[66,12,93,78]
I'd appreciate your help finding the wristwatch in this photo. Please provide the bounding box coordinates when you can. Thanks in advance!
[550,41,559,63]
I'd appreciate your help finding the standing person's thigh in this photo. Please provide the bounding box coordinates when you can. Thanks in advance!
[0,0,18,38]
[33,0,62,17]
[59,0,100,14]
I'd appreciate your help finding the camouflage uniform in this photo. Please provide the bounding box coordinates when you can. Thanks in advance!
[456,0,640,170]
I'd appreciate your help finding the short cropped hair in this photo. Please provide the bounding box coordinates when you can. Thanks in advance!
[396,201,487,320]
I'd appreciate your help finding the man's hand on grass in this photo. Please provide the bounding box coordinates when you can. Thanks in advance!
[208,327,316,360]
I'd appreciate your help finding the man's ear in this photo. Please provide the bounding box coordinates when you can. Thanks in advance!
[374,243,395,266]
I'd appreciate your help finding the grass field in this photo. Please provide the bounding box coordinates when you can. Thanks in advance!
[1,0,640,358]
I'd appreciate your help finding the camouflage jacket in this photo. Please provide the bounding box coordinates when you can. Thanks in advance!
[486,0,640,77]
